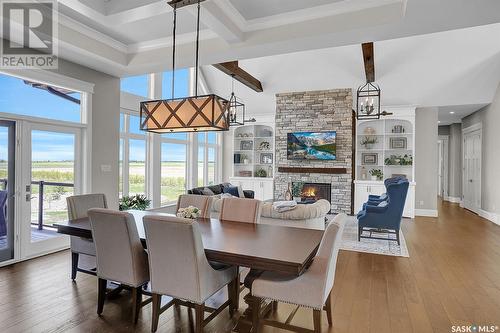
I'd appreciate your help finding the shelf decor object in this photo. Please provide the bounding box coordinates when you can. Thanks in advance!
[362,153,378,165]
[139,0,229,133]
[390,137,407,149]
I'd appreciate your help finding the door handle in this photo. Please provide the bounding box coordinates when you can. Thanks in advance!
[469,179,473,183]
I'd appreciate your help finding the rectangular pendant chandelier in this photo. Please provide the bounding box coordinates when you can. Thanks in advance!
[140,94,229,133]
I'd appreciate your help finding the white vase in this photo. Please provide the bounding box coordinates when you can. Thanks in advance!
[371,176,378,181]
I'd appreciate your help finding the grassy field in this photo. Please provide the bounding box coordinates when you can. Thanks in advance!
[0,161,215,225]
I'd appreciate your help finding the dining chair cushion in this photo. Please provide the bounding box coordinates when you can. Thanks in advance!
[67,194,107,220]
[252,213,346,309]
[219,197,262,224]
[67,194,108,257]
[176,194,212,219]
[143,215,237,304]
[88,208,149,288]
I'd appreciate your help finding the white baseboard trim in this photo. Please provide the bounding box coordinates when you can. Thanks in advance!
[415,209,438,217]
[444,196,461,203]
[478,209,499,226]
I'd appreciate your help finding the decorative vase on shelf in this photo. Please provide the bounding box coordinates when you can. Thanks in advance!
[285,183,292,201]
[361,167,367,180]
[371,176,378,181]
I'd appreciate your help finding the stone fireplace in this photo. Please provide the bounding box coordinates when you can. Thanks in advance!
[274,89,353,214]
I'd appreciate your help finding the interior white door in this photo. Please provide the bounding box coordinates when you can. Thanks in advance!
[438,140,443,197]
[463,129,481,213]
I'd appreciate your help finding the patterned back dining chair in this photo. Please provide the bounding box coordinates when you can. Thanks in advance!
[219,197,262,224]
[66,193,107,280]
[88,208,150,323]
[250,213,346,333]
[176,194,213,219]
[143,215,238,333]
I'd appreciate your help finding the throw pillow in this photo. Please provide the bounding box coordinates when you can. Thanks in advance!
[191,188,204,195]
[223,185,240,197]
[237,185,245,198]
[202,187,215,196]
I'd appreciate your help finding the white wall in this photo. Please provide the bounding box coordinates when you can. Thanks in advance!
[53,59,121,209]
[462,82,500,217]
[415,107,439,214]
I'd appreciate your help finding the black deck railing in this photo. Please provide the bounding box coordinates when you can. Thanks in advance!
[0,178,74,230]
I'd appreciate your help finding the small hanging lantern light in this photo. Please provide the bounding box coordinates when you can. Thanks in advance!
[228,75,245,126]
[356,82,381,120]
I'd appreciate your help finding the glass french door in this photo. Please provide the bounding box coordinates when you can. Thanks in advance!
[0,120,16,264]
[21,122,81,258]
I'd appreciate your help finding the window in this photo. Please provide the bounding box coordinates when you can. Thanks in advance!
[162,69,189,99]
[161,133,188,205]
[0,74,82,123]
[120,113,147,197]
[121,75,149,97]
[197,132,219,186]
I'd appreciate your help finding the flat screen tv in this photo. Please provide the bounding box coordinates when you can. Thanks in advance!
[287,131,337,160]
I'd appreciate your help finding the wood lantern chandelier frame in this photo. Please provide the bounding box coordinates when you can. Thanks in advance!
[140,0,230,133]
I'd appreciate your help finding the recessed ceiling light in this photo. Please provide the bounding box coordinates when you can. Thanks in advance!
[438,121,441,123]
[449,111,455,114]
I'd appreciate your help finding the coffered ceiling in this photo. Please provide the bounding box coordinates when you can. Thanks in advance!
[7,0,495,77]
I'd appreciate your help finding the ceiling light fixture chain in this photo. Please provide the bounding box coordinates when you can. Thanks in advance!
[194,0,200,97]
[171,2,177,99]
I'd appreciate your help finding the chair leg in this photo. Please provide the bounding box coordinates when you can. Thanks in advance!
[97,278,107,315]
[151,294,161,333]
[396,230,401,245]
[325,289,333,326]
[132,287,142,324]
[71,252,79,280]
[252,297,262,333]
[313,309,322,333]
[195,303,205,333]
[358,227,362,241]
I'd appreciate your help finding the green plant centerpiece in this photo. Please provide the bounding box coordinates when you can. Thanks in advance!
[119,194,151,211]
[385,154,413,166]
[360,136,378,149]
[369,169,384,181]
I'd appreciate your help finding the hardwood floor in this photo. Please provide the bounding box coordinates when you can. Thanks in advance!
[1,200,499,332]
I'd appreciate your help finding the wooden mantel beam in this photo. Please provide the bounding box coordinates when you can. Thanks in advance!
[212,61,263,92]
[362,42,375,83]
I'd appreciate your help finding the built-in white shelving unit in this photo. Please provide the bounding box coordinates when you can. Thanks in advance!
[354,107,416,218]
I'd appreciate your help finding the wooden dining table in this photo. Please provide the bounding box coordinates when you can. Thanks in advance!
[54,209,324,331]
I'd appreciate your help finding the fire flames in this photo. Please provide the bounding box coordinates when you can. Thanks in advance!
[301,187,316,197]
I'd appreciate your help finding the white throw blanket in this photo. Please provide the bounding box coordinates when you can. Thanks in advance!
[272,201,298,213]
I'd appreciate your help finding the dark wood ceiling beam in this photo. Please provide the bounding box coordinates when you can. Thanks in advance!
[212,61,263,92]
[167,0,206,9]
[362,42,375,83]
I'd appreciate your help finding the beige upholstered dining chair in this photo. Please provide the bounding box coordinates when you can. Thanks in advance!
[176,194,212,218]
[66,193,107,280]
[250,213,347,333]
[143,215,238,333]
[219,197,262,223]
[88,208,150,324]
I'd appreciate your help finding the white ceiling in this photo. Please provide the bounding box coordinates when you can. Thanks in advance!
[437,105,487,126]
[2,0,495,76]
[201,23,500,120]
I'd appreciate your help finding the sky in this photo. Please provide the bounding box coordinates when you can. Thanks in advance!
[0,70,198,162]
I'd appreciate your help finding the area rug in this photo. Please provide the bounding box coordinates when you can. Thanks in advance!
[337,216,409,257]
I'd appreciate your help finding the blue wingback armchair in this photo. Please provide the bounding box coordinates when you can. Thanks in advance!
[357,178,409,245]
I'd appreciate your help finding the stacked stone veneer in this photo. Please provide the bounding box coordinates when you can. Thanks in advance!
[274,89,353,214]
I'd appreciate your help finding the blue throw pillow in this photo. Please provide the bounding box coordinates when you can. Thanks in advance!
[223,185,240,197]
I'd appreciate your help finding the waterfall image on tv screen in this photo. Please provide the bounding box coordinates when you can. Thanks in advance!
[287,131,337,160]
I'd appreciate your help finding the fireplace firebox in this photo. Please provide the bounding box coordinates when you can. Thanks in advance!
[293,182,331,206]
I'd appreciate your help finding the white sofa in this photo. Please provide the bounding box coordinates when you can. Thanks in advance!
[211,197,330,230]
